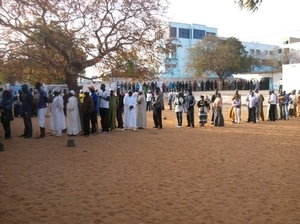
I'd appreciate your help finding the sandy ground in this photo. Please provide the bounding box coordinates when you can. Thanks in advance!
[0,103,300,224]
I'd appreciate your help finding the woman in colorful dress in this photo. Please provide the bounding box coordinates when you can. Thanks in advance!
[197,95,209,126]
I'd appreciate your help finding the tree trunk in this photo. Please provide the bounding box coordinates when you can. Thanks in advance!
[65,72,80,96]
[218,77,224,91]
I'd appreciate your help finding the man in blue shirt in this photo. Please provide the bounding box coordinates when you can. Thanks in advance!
[88,86,99,133]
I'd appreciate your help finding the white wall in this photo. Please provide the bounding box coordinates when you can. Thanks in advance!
[282,63,300,92]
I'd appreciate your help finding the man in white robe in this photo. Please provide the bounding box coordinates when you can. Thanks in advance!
[49,87,66,137]
[136,90,146,129]
[67,90,81,136]
[122,90,137,131]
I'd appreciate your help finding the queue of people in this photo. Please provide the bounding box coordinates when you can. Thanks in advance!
[1,84,299,140]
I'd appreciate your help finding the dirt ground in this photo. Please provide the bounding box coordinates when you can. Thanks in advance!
[0,103,300,224]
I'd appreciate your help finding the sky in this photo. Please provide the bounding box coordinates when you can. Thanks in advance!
[168,0,300,46]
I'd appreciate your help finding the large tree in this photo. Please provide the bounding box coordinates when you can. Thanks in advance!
[0,0,170,93]
[186,35,252,90]
[235,0,262,12]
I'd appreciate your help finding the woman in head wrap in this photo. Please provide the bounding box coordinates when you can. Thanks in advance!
[197,95,209,126]
[67,90,81,136]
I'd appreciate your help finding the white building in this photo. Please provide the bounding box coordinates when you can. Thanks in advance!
[164,22,300,90]
[279,37,300,92]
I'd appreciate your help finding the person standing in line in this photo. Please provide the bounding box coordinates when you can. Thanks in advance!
[284,91,291,120]
[136,90,147,129]
[232,93,241,124]
[32,89,38,117]
[245,89,252,122]
[146,90,153,111]
[197,95,209,127]
[289,89,297,117]
[49,88,66,137]
[35,82,48,139]
[152,87,163,129]
[46,90,53,117]
[268,90,277,122]
[278,91,286,120]
[99,84,110,133]
[78,89,84,130]
[204,95,211,113]
[174,92,184,128]
[116,89,124,129]
[79,89,85,104]
[62,89,68,116]
[13,91,21,117]
[186,88,196,127]
[247,90,257,123]
[210,89,218,124]
[297,90,300,116]
[122,90,137,131]
[255,88,264,122]
[82,88,94,137]
[19,84,33,138]
[167,89,174,110]
[213,93,224,127]
[66,90,81,136]
[1,90,13,139]
[229,89,241,123]
[108,89,118,132]
[88,86,99,133]
[266,90,272,121]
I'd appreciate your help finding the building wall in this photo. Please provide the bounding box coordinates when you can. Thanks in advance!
[282,64,300,92]
[164,22,281,80]
[242,42,279,59]
[165,22,217,79]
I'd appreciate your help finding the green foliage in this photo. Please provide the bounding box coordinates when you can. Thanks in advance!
[186,35,252,89]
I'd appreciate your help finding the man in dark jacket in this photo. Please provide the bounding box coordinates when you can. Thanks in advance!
[152,87,164,129]
[186,88,196,127]
[19,84,33,138]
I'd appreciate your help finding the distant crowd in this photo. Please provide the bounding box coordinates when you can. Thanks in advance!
[0,82,299,140]
[117,78,270,94]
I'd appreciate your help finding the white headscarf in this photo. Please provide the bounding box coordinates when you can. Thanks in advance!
[70,90,76,96]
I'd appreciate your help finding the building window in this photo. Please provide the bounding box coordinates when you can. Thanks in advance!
[250,49,254,54]
[179,28,190,39]
[256,49,261,55]
[170,27,177,38]
[193,29,205,39]
[206,32,216,36]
